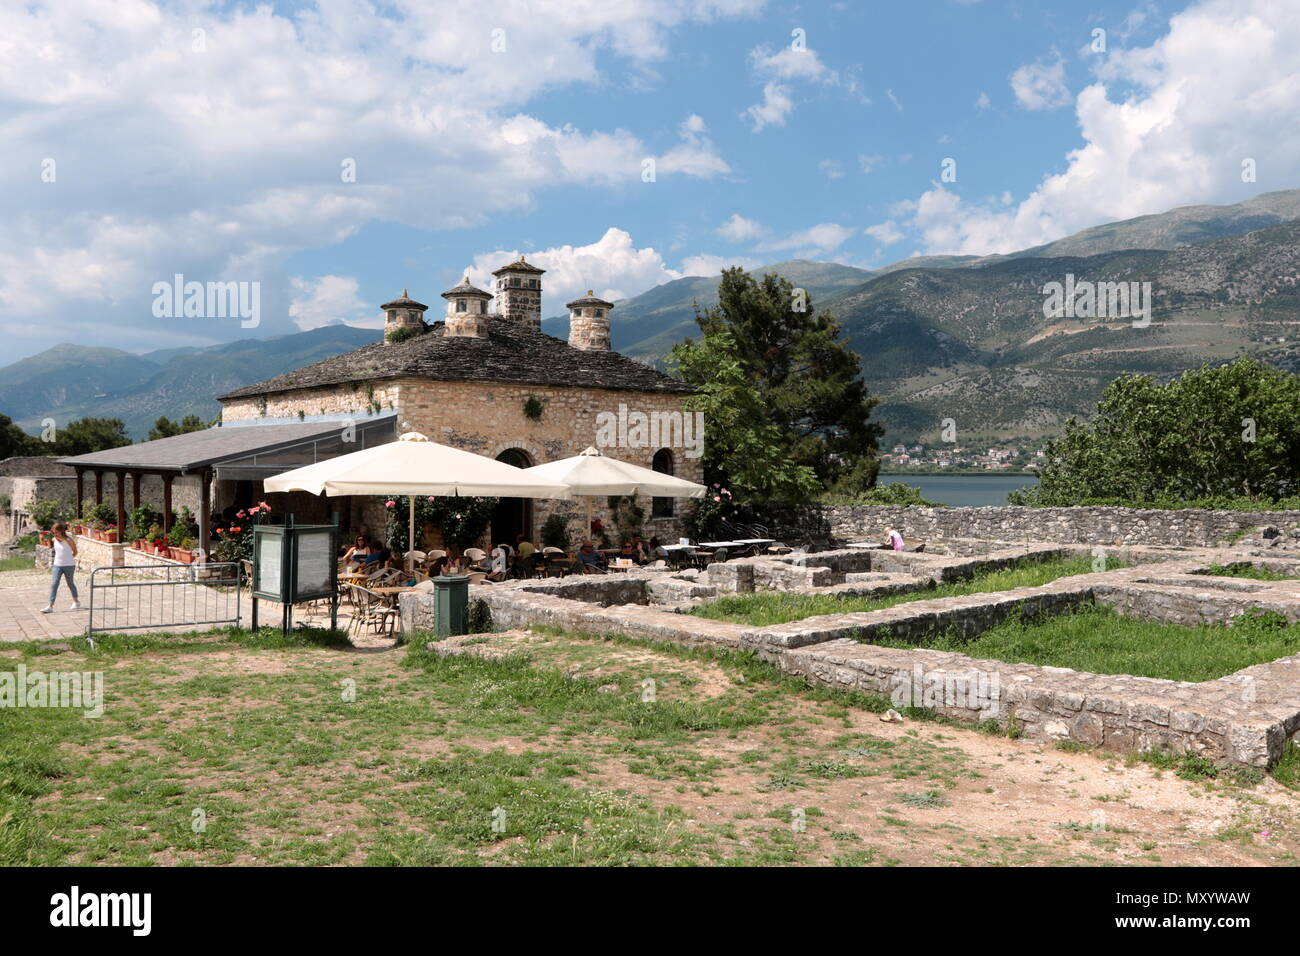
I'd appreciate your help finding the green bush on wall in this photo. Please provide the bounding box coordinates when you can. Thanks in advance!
[540,513,571,551]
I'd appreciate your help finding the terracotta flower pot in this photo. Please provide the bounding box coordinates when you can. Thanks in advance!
[174,548,194,564]
[104,530,118,544]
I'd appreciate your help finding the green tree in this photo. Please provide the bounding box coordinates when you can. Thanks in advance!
[148,415,207,441]
[0,413,38,460]
[670,268,882,499]
[48,418,132,456]
[1017,358,1300,506]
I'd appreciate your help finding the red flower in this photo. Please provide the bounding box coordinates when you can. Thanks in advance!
[237,510,246,519]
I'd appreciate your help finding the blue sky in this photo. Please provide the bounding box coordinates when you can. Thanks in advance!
[0,0,1295,359]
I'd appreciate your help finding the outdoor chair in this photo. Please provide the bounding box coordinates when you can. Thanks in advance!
[347,585,397,639]
[512,554,538,579]
[464,548,488,563]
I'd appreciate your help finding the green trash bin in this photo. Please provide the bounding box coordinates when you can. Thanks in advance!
[433,574,470,637]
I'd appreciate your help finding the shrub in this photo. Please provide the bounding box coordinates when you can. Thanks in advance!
[386,325,421,344]
[128,504,160,542]
[467,599,493,634]
[540,513,571,551]
[30,498,71,531]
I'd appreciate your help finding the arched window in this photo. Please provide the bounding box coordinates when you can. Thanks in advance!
[651,448,674,518]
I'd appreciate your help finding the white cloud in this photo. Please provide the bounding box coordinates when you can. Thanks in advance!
[742,43,843,131]
[465,228,684,309]
[1010,50,1071,110]
[289,275,380,331]
[757,222,855,256]
[858,153,884,174]
[0,0,752,351]
[864,221,905,246]
[818,159,845,178]
[716,214,768,242]
[742,81,795,131]
[905,0,1300,256]
[975,91,991,110]
[679,253,766,275]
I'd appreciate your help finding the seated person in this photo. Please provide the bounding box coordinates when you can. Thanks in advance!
[648,536,668,561]
[628,534,649,564]
[577,540,606,573]
[486,546,509,582]
[515,533,536,559]
[617,540,639,565]
[343,534,371,569]
[362,545,391,569]
[883,527,905,551]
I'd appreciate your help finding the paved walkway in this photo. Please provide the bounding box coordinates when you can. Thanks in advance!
[0,568,383,644]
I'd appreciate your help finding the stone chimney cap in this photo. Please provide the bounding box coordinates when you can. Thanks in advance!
[441,276,492,299]
[491,256,546,276]
[380,289,428,311]
[565,292,614,309]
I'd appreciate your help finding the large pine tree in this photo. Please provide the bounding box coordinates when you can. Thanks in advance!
[671,268,883,499]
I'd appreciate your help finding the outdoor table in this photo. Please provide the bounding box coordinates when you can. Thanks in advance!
[733,538,775,546]
[698,541,743,548]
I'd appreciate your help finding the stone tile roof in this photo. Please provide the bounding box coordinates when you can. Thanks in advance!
[217,317,692,400]
[441,277,491,299]
[491,257,545,275]
[380,288,428,311]
[566,291,615,309]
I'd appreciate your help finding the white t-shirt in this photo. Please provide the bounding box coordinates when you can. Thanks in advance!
[52,537,75,567]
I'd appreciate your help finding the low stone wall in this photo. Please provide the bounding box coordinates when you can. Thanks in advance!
[823,504,1300,549]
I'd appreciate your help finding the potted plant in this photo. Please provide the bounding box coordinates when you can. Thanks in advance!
[103,524,119,544]
[128,504,159,551]
[170,531,194,563]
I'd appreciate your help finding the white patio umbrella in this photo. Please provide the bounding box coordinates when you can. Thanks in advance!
[264,432,571,568]
[521,446,707,541]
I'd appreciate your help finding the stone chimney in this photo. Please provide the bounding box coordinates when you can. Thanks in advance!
[440,276,492,338]
[381,289,428,342]
[566,291,613,351]
[491,256,545,329]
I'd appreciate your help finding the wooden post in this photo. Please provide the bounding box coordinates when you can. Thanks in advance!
[115,470,126,542]
[131,472,142,508]
[199,469,211,563]
[162,476,173,536]
[74,471,84,518]
[94,470,103,505]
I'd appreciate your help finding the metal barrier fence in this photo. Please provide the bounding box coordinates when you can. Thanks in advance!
[86,562,243,635]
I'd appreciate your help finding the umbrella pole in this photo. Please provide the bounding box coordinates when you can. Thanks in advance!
[408,495,415,571]
[585,496,593,544]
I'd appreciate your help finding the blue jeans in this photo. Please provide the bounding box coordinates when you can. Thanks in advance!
[49,565,78,604]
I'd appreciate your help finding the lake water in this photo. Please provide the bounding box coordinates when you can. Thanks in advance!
[879,473,1039,507]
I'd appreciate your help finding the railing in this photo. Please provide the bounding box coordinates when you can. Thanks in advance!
[86,562,243,635]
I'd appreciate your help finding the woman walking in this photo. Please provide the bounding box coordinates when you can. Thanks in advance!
[41,522,82,613]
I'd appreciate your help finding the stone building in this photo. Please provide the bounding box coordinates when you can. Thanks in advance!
[211,257,701,548]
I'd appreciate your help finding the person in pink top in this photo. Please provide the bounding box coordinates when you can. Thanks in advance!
[885,527,905,551]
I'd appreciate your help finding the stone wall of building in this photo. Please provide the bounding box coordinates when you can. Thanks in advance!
[223,376,703,548]
[820,504,1300,549]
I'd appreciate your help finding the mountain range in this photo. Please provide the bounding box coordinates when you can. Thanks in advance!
[4,189,1299,446]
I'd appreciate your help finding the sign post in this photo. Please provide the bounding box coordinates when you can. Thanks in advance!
[251,516,339,634]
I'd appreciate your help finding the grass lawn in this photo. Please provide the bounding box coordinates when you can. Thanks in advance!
[871,604,1300,682]
[1200,562,1298,581]
[690,555,1123,627]
[3,623,1299,866]
[0,555,34,572]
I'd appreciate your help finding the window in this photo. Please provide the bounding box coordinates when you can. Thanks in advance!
[595,309,604,318]
[456,299,467,312]
[479,300,487,313]
[528,279,537,289]
[651,448,674,518]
